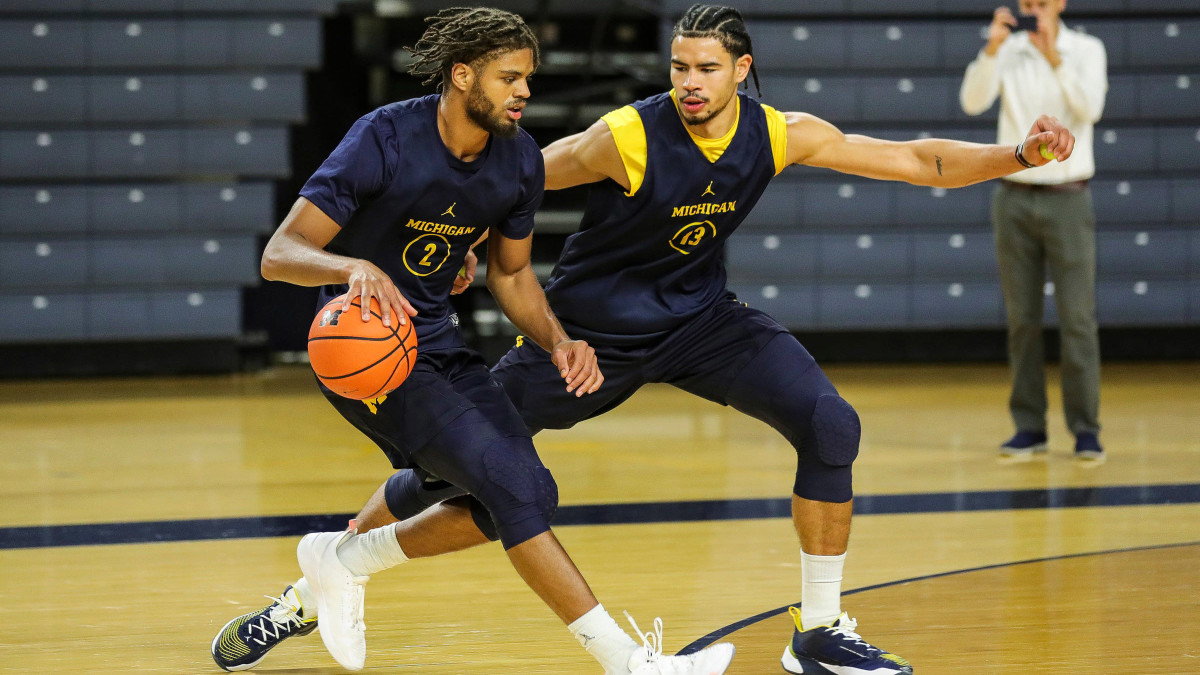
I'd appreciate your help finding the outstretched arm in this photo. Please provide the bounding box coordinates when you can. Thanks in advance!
[542,119,630,191]
[783,112,1075,188]
[486,233,603,396]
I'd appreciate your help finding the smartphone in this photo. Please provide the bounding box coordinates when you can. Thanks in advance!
[1014,15,1039,33]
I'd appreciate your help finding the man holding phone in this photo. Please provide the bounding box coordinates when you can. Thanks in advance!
[960,2,1109,461]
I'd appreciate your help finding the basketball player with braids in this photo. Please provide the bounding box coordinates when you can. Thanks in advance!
[386,4,1076,674]
[210,8,735,674]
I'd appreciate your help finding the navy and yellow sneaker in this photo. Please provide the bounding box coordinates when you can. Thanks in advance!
[212,585,316,671]
[781,608,911,674]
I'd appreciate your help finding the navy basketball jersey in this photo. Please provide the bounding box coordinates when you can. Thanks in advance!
[543,90,788,343]
[300,95,544,350]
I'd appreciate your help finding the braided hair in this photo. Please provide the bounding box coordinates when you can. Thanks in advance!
[671,4,761,95]
[405,7,540,90]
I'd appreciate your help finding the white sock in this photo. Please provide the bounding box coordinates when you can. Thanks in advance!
[335,522,409,577]
[800,551,845,629]
[568,604,640,675]
[288,579,316,619]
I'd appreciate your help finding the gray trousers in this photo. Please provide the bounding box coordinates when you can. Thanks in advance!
[992,182,1101,435]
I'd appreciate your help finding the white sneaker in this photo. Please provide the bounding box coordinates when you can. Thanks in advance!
[622,612,735,675]
[297,531,368,671]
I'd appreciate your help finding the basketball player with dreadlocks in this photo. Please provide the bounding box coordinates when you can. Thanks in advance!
[379,4,1077,674]
[210,7,735,674]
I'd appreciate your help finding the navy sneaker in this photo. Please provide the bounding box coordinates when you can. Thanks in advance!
[782,608,911,674]
[1074,432,1105,462]
[212,585,316,671]
[998,430,1048,458]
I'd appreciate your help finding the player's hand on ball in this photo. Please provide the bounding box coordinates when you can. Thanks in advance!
[551,339,604,397]
[344,259,418,327]
[451,249,477,295]
[1021,114,1075,165]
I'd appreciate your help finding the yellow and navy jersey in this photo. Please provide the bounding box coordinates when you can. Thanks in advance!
[543,90,787,343]
[300,95,544,350]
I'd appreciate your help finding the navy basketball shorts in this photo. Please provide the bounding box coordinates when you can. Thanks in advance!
[322,347,557,548]
[493,293,855,503]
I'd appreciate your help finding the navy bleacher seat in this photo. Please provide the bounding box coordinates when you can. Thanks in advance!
[893,184,990,226]
[911,232,998,280]
[911,282,1004,327]
[1097,230,1190,278]
[91,129,183,177]
[0,294,87,343]
[1157,127,1200,171]
[1141,74,1200,120]
[0,186,88,235]
[763,76,857,123]
[163,237,260,285]
[849,23,942,69]
[91,185,183,234]
[184,127,290,176]
[233,19,321,68]
[87,291,152,340]
[942,22,990,69]
[1094,127,1158,173]
[1102,75,1140,121]
[90,75,181,122]
[91,239,166,286]
[742,181,801,228]
[90,20,180,67]
[149,289,241,338]
[861,76,953,122]
[1092,180,1172,225]
[181,20,233,66]
[1,0,85,10]
[802,182,892,227]
[0,240,89,290]
[818,233,911,280]
[753,0,849,15]
[1098,280,1191,326]
[182,183,274,233]
[0,76,87,123]
[819,283,909,328]
[0,20,87,68]
[1131,22,1200,68]
[726,234,819,281]
[728,282,817,328]
[0,130,89,178]
[1071,22,1127,68]
[748,21,849,70]
[1172,180,1199,226]
[182,73,306,122]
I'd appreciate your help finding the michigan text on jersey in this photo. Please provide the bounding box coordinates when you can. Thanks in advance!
[405,219,479,237]
[670,201,737,218]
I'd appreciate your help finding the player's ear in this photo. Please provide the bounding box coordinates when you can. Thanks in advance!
[448,62,474,94]
[734,53,752,85]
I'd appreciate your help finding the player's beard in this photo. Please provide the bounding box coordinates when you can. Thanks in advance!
[679,90,734,126]
[466,81,521,139]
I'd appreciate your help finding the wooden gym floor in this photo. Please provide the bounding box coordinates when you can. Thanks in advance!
[0,361,1197,673]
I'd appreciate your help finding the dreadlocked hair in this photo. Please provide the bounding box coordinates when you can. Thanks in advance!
[404,7,540,90]
[672,4,761,96]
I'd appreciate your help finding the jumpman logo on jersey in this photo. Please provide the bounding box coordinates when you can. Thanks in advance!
[701,181,716,198]
[441,202,457,218]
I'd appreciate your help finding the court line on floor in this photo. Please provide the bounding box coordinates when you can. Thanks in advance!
[2,482,1198,550]
[677,540,1200,655]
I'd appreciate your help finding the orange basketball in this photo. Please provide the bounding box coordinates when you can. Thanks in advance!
[308,294,417,400]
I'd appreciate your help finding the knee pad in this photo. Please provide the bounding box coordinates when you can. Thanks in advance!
[793,395,858,503]
[475,441,558,549]
[810,395,860,467]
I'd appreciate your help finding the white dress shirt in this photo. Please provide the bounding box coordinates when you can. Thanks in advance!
[960,22,1108,185]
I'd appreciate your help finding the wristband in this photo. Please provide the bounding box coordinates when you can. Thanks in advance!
[1014,141,1037,169]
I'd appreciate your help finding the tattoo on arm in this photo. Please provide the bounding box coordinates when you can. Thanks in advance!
[935,155,944,176]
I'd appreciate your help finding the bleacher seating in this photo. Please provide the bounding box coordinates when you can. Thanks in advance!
[714,1,1200,331]
[0,2,334,346]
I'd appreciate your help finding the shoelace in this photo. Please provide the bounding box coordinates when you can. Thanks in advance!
[246,594,305,646]
[828,616,880,655]
[624,611,664,662]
